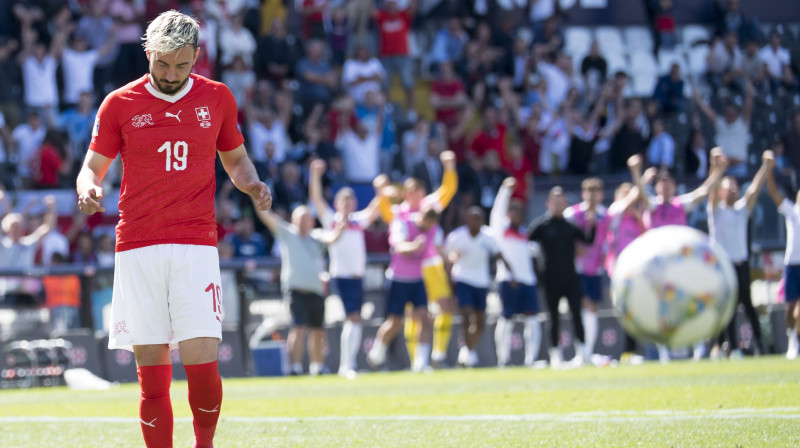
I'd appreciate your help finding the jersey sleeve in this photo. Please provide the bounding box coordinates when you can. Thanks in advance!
[426,168,458,210]
[317,205,335,228]
[88,93,123,159]
[779,199,796,219]
[350,209,372,229]
[677,193,696,212]
[389,219,409,247]
[216,85,245,152]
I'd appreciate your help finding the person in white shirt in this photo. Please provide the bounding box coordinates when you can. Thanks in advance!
[693,82,754,178]
[11,111,47,182]
[444,207,511,367]
[218,13,257,67]
[309,159,382,377]
[336,103,382,183]
[342,45,385,105]
[17,26,69,123]
[247,106,289,164]
[489,178,541,368]
[708,150,772,358]
[61,33,115,106]
[766,155,800,360]
[758,32,791,87]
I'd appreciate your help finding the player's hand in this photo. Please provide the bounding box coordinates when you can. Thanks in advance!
[246,181,272,211]
[77,186,105,215]
[373,174,390,192]
[310,159,327,177]
[763,149,775,168]
[412,235,427,250]
[642,167,658,183]
[502,177,517,191]
[440,150,456,171]
[627,154,643,170]
[509,278,519,289]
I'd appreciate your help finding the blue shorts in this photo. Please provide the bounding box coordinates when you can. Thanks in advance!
[580,274,604,303]
[499,282,539,318]
[386,279,427,317]
[332,277,364,315]
[784,265,800,303]
[455,282,488,312]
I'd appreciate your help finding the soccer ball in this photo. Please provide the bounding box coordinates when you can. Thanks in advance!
[610,225,738,348]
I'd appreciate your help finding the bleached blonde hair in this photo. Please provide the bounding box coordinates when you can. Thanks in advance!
[142,10,199,59]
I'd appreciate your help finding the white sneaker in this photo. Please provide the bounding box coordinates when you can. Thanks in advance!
[657,345,671,364]
[729,349,744,360]
[367,347,385,368]
[467,350,479,368]
[569,351,584,368]
[693,342,706,362]
[548,347,562,370]
[787,331,799,360]
[309,362,323,376]
[457,346,469,366]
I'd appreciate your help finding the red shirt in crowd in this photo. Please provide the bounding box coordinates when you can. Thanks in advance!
[470,123,506,159]
[89,74,243,252]
[520,128,542,175]
[375,10,410,56]
[302,0,326,38]
[431,78,464,127]
[33,143,64,188]
[502,155,533,200]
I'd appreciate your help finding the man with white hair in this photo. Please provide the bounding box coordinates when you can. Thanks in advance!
[76,11,272,448]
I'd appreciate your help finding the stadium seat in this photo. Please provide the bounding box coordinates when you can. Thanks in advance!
[687,45,709,76]
[604,50,630,75]
[681,24,711,48]
[595,27,625,57]
[624,26,654,54]
[631,72,657,97]
[629,51,658,76]
[564,26,593,55]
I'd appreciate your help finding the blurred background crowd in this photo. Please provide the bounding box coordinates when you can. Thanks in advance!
[0,0,799,331]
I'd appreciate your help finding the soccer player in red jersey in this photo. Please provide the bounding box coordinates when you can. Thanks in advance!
[76,11,271,448]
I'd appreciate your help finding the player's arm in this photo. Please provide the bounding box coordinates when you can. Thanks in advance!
[495,252,516,283]
[765,160,785,207]
[218,144,272,211]
[689,147,728,209]
[308,158,331,220]
[76,150,114,215]
[27,195,56,242]
[490,177,515,232]
[427,150,458,209]
[313,220,348,245]
[692,86,717,122]
[627,154,651,205]
[389,219,425,255]
[252,205,283,234]
[374,174,396,224]
[745,150,775,212]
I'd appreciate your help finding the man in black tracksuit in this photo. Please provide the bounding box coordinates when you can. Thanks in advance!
[528,186,595,368]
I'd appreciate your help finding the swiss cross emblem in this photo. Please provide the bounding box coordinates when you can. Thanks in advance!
[218,343,234,363]
[195,106,211,122]
[69,346,88,366]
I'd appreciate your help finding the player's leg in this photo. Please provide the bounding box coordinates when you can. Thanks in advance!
[403,303,417,363]
[543,282,563,368]
[521,284,542,367]
[369,280,406,367]
[337,278,363,376]
[785,266,800,359]
[564,280,586,365]
[468,284,488,367]
[455,282,473,366]
[495,282,516,367]
[179,338,222,448]
[424,263,454,367]
[736,261,763,355]
[412,280,432,372]
[134,345,174,448]
[111,246,174,448]
[307,292,327,376]
[580,275,601,360]
[287,290,309,375]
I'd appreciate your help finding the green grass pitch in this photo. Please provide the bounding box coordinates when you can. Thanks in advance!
[1,357,799,447]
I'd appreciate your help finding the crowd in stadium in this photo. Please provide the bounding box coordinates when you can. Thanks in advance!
[1,0,800,374]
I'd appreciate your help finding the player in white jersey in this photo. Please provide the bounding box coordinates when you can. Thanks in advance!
[765,154,800,359]
[445,207,513,367]
[489,178,541,367]
[309,159,382,377]
[707,151,771,358]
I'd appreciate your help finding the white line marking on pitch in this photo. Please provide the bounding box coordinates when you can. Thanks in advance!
[2,408,799,424]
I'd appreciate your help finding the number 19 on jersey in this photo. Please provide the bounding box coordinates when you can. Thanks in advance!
[157,140,188,171]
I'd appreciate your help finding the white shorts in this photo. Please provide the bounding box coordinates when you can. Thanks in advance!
[108,244,223,351]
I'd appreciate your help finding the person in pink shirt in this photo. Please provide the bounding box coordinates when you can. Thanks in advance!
[368,206,440,372]
[564,177,608,361]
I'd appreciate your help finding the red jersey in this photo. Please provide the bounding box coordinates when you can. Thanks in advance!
[376,10,410,56]
[470,123,506,159]
[501,156,532,200]
[33,143,63,187]
[89,74,244,252]
[431,79,464,126]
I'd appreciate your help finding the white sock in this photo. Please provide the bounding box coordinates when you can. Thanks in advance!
[582,309,598,359]
[495,318,512,366]
[573,341,585,362]
[348,322,362,371]
[414,343,431,370]
[339,322,351,373]
[468,350,478,367]
[523,316,541,366]
[291,363,303,375]
[369,338,387,365]
[309,362,323,376]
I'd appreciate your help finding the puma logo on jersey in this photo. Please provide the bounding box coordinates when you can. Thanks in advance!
[140,418,157,427]
[165,110,182,122]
